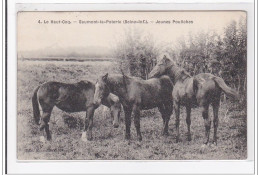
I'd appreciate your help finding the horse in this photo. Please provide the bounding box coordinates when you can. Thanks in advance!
[93,73,173,141]
[148,55,239,145]
[32,80,121,142]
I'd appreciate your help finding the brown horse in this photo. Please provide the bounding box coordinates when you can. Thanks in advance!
[148,55,239,145]
[32,80,121,142]
[93,73,173,141]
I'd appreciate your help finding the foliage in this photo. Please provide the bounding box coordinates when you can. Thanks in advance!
[170,17,247,107]
[113,28,159,79]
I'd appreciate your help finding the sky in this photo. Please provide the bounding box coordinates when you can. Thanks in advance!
[17,11,246,52]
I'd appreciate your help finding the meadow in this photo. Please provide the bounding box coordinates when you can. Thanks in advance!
[17,60,247,160]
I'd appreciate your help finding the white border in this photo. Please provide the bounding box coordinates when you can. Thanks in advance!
[6,1,255,174]
[1,0,5,174]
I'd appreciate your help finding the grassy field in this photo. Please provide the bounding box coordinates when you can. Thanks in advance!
[17,60,247,160]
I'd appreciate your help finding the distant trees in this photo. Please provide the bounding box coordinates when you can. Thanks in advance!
[114,17,247,105]
[170,17,247,105]
[113,28,159,79]
[222,18,247,97]
[19,46,113,59]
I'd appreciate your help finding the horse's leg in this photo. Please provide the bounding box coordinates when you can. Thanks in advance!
[186,105,192,141]
[174,101,180,142]
[158,105,167,136]
[38,101,53,141]
[163,113,170,136]
[162,103,173,136]
[202,104,211,145]
[212,101,220,145]
[40,111,52,141]
[82,106,95,141]
[132,104,142,141]
[38,98,54,141]
[123,105,132,140]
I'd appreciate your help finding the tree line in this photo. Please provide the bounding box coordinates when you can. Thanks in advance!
[114,17,246,107]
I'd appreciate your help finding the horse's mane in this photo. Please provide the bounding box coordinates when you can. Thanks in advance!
[76,80,93,88]
[120,69,129,93]
[166,59,191,82]
[107,74,129,88]
[174,67,191,82]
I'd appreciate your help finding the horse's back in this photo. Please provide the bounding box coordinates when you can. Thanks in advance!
[194,73,220,93]
[37,81,95,112]
[193,73,222,105]
[37,81,63,100]
[38,81,94,97]
[195,73,215,81]
[136,75,172,90]
[131,75,173,109]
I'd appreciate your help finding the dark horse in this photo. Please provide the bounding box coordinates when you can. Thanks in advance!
[148,55,239,145]
[93,73,173,141]
[32,80,121,142]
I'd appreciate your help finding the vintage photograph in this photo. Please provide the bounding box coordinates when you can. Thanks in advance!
[17,11,247,160]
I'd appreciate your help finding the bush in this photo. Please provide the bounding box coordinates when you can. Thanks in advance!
[113,28,159,79]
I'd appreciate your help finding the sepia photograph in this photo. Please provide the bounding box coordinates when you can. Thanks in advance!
[17,11,247,160]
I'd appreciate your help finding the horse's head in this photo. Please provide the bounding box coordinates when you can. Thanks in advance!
[109,94,121,128]
[94,73,110,107]
[148,55,173,78]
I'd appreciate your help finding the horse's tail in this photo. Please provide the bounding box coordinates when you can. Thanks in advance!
[32,86,41,125]
[213,76,239,100]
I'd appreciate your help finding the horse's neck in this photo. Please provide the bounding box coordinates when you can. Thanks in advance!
[107,76,128,100]
[168,65,190,84]
[101,97,111,108]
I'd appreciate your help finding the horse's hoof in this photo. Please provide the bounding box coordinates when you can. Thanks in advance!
[81,131,87,142]
[203,140,209,145]
[162,135,168,139]
[201,143,207,148]
[187,136,192,141]
[138,136,142,142]
[212,141,217,146]
[81,137,88,142]
[200,144,208,153]
[202,142,209,148]
[125,135,131,140]
[39,125,45,131]
[162,131,169,137]
[175,137,179,143]
[87,136,93,141]
[40,136,45,143]
[47,136,52,141]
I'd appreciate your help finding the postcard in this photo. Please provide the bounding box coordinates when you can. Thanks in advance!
[17,11,247,160]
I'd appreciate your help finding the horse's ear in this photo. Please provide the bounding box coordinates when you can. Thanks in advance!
[162,55,169,64]
[102,73,108,81]
[164,57,171,65]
